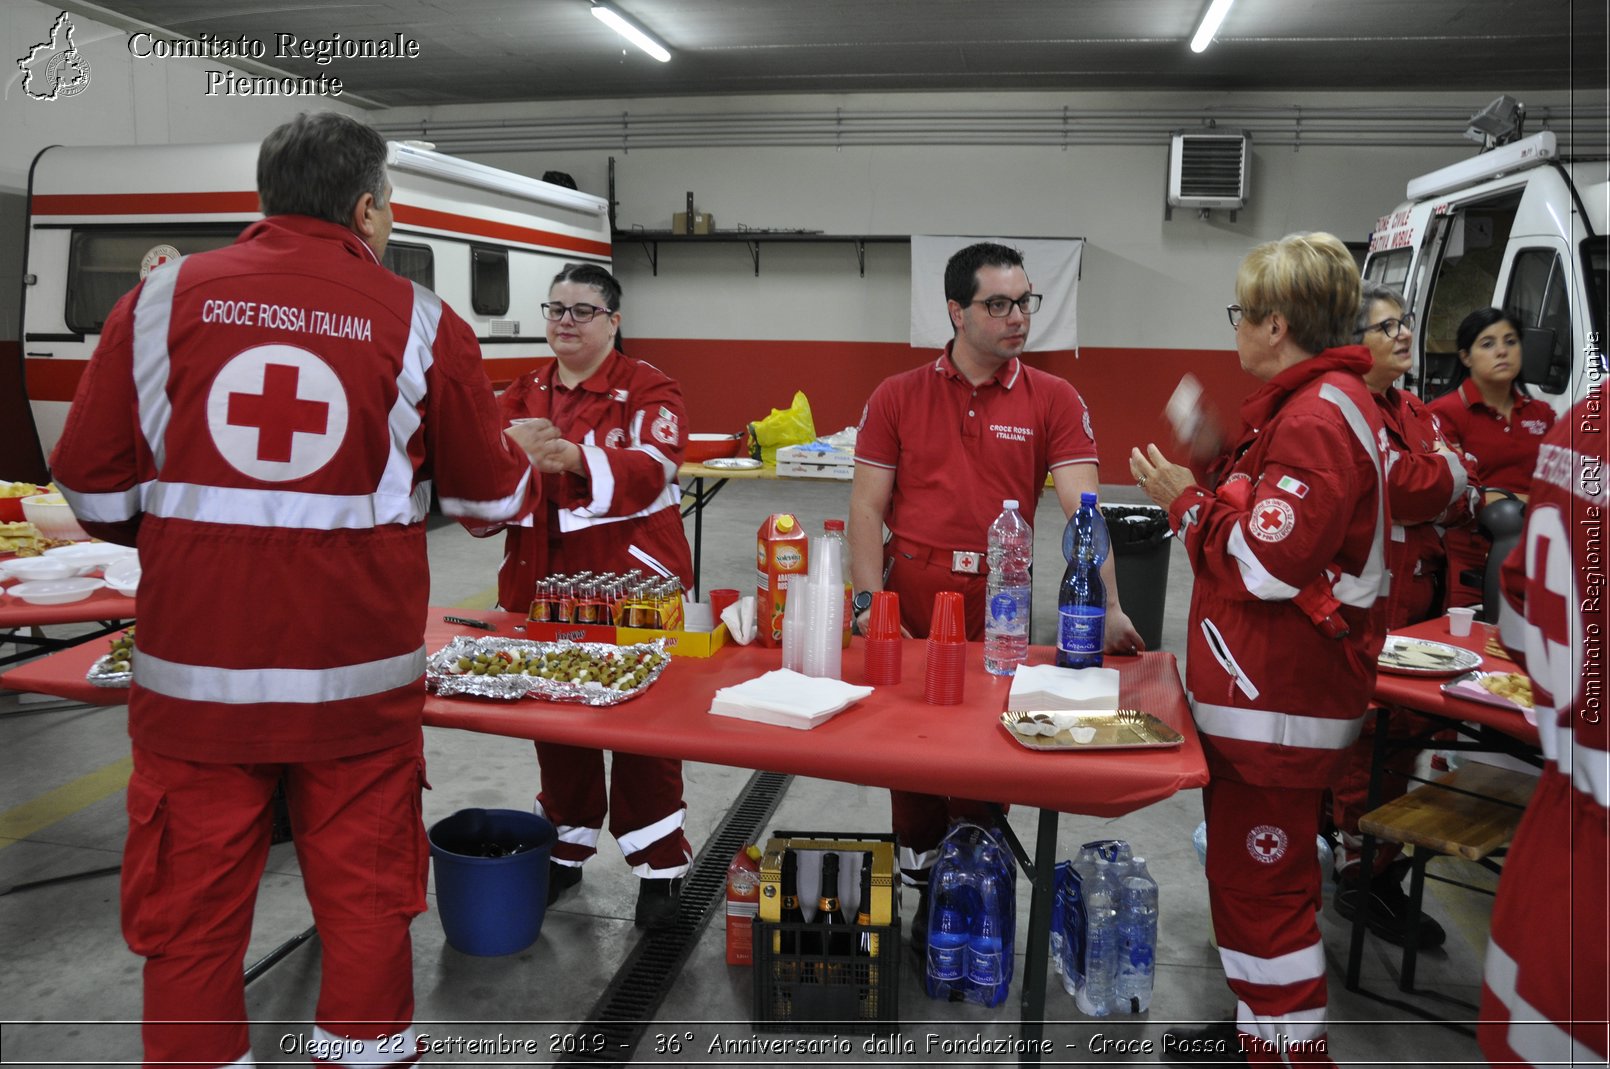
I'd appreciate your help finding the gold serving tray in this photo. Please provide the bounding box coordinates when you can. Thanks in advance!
[999,709,1184,751]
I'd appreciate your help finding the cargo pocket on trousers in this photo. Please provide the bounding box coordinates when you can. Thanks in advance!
[121,770,176,956]
[407,758,431,916]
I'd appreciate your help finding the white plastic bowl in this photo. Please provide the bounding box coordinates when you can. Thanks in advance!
[8,577,105,605]
[104,556,141,597]
[21,493,90,542]
[0,556,77,582]
[44,542,135,573]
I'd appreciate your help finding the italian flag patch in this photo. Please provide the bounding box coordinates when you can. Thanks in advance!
[1275,475,1309,498]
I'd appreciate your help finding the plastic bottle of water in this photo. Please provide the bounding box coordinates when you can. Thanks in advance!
[1057,492,1110,669]
[1050,860,1071,976]
[985,499,1033,675]
[924,846,971,996]
[965,843,1009,1007]
[1076,857,1119,1016]
[1114,857,1159,1014]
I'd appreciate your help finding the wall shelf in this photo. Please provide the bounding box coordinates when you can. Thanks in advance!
[613,231,909,277]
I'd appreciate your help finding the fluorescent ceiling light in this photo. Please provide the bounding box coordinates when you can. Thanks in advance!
[1190,0,1236,53]
[591,2,671,63]
[386,142,609,216]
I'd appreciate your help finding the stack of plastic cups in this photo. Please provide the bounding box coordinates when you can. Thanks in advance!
[863,591,902,685]
[924,590,967,705]
[801,535,843,680]
[781,579,810,673]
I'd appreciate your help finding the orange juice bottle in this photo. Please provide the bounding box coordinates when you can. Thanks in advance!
[757,513,809,647]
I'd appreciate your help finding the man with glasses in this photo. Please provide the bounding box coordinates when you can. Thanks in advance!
[1329,281,1478,949]
[849,241,1142,925]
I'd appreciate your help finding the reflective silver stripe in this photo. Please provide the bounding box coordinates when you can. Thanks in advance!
[1439,448,1469,504]
[135,645,425,704]
[54,483,147,524]
[1234,1001,1327,1046]
[438,472,533,523]
[627,543,674,579]
[1552,719,1610,808]
[616,807,686,856]
[1191,696,1362,751]
[631,851,692,880]
[1200,617,1260,700]
[131,257,184,469]
[1318,383,1389,609]
[577,443,616,513]
[373,283,437,507]
[1484,941,1601,1066]
[1226,525,1301,601]
[1219,940,1325,986]
[634,442,677,483]
[310,1024,418,1069]
[145,481,431,529]
[556,482,680,534]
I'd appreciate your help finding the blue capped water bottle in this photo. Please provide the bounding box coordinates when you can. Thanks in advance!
[923,845,971,996]
[965,843,1009,1006]
[1115,857,1159,1014]
[1057,492,1109,669]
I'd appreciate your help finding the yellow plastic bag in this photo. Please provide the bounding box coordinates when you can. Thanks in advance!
[747,391,816,465]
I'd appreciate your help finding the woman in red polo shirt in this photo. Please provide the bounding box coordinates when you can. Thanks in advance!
[1428,307,1556,607]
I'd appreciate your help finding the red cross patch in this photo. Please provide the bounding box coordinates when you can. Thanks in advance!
[650,406,680,447]
[208,344,348,482]
[1250,498,1296,543]
[1247,824,1288,864]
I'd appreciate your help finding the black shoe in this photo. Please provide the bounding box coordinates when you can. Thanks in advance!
[907,885,930,958]
[1162,1021,1248,1065]
[634,877,683,930]
[1334,874,1447,950]
[546,861,582,906]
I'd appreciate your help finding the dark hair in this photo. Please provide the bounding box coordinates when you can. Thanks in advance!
[551,262,622,312]
[944,242,1025,306]
[257,112,389,225]
[1445,306,1529,396]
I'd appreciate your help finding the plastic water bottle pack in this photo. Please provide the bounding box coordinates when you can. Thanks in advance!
[922,822,1017,1008]
[1057,838,1159,1016]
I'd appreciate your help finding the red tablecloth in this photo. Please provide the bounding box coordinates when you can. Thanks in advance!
[0,586,136,628]
[0,610,1209,819]
[1372,617,1539,747]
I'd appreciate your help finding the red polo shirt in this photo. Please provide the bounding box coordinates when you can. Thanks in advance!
[1427,379,1556,492]
[854,347,1097,551]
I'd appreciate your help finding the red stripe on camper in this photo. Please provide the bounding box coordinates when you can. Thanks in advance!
[390,204,611,258]
[31,192,262,215]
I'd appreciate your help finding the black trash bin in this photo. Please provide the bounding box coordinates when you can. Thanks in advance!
[1100,505,1173,652]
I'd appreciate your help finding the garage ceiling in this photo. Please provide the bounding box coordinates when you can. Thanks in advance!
[69,0,1607,109]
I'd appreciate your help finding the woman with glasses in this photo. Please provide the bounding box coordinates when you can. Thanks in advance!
[481,261,694,930]
[1129,233,1387,1067]
[1329,282,1481,951]
[1427,307,1557,607]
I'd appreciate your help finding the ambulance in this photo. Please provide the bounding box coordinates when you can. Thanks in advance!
[19,139,611,459]
[1362,125,1607,417]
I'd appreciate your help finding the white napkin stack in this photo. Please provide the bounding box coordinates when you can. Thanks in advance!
[720,595,759,645]
[709,669,873,730]
[1008,664,1120,712]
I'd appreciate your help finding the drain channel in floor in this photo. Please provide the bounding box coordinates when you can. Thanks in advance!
[558,769,793,1064]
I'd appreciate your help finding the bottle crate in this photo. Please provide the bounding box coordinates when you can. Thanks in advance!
[751,917,901,1032]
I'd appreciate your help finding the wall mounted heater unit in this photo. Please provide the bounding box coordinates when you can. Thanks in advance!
[1167,132,1250,217]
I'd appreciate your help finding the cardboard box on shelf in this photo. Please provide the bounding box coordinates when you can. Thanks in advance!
[672,211,714,234]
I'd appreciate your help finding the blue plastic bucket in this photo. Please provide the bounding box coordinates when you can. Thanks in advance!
[429,808,556,956]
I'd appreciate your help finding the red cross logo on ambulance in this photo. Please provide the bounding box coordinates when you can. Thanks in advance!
[208,344,348,482]
[1247,824,1288,864]
[1250,498,1296,543]
[650,405,681,447]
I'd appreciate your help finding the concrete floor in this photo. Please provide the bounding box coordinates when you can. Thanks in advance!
[0,477,1493,1067]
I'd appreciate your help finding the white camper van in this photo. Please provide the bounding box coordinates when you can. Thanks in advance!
[20,140,611,457]
[1362,129,1607,416]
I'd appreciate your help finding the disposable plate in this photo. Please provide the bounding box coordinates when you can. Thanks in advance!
[1376,635,1482,677]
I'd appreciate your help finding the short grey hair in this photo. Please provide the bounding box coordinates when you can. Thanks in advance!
[1354,281,1405,336]
[257,112,389,225]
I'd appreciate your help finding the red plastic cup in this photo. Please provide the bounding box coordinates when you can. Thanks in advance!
[929,591,965,644]
[924,638,967,704]
[867,590,901,641]
[864,637,902,685]
[708,588,740,621]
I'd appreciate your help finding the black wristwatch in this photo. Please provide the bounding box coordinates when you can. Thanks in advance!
[852,590,875,616]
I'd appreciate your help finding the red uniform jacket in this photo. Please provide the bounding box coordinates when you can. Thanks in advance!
[50,216,534,762]
[1170,347,1390,788]
[488,349,693,613]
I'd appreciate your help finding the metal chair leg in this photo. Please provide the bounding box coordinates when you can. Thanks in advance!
[1399,850,1432,992]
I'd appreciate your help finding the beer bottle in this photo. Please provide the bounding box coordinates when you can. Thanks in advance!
[811,852,850,982]
[855,851,880,1017]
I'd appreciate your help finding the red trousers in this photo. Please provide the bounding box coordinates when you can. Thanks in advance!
[1479,772,1609,1066]
[1329,707,1431,883]
[124,739,427,1069]
[883,543,995,880]
[1204,777,1338,1067]
[534,743,691,876]
[1442,525,1488,610]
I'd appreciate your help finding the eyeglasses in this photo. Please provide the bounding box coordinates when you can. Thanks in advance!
[1226,304,1245,329]
[541,302,614,323]
[970,293,1042,317]
[1357,312,1416,340]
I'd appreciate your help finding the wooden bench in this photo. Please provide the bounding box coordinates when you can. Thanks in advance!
[1356,762,1537,991]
